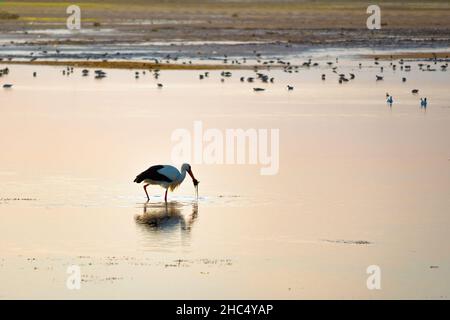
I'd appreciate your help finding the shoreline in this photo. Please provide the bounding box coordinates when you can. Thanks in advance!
[1,60,254,70]
[3,50,450,71]
[360,52,450,60]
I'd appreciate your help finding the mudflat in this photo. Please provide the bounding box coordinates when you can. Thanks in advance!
[1,0,450,48]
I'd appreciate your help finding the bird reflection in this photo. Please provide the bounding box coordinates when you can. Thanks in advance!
[135,201,198,233]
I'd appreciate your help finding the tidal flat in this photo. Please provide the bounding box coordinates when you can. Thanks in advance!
[1,55,449,298]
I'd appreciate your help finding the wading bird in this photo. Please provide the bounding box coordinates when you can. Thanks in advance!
[387,95,394,106]
[134,163,199,202]
[420,97,428,108]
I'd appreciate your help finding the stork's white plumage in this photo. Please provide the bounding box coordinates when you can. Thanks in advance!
[134,163,199,202]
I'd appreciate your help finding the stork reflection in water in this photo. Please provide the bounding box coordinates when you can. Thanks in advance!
[135,202,198,232]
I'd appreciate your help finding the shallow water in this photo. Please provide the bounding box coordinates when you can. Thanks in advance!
[0,60,449,299]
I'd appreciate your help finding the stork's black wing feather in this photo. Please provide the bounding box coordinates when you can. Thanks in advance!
[134,165,173,183]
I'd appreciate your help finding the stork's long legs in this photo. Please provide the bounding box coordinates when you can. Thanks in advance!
[143,184,150,201]
[164,189,168,203]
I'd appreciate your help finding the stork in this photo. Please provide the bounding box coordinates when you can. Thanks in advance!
[134,163,199,202]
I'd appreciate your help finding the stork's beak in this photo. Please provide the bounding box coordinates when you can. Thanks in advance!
[188,169,199,186]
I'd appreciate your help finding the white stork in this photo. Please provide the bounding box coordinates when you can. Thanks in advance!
[134,163,199,202]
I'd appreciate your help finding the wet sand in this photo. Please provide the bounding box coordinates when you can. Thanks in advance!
[1,57,449,299]
[3,59,248,70]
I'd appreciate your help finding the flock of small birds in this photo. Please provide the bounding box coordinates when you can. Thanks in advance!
[373,56,449,108]
[56,65,165,86]
[1,53,449,108]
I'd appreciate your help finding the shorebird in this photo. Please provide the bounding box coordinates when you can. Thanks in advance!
[287,85,294,91]
[253,88,265,92]
[94,70,106,79]
[134,163,199,202]
[260,75,269,83]
[3,84,13,88]
[387,95,393,105]
[412,89,419,94]
[420,98,428,108]
[376,75,383,81]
